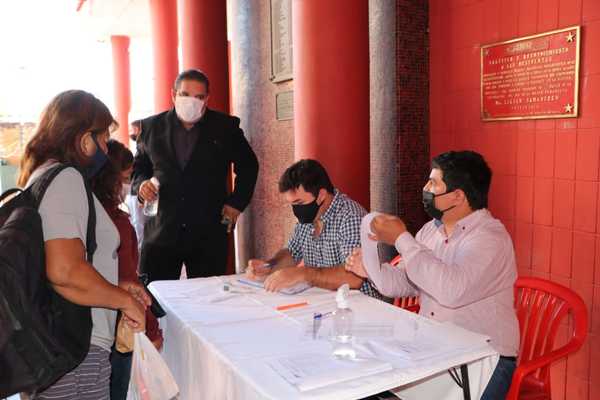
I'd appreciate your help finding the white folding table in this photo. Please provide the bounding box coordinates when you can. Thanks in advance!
[149,276,498,400]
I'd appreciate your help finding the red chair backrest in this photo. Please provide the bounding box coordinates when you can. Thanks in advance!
[390,255,420,313]
[511,277,588,396]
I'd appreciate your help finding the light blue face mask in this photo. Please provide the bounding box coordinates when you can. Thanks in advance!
[86,134,109,179]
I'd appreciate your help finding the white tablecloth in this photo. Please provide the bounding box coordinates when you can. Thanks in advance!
[149,276,498,400]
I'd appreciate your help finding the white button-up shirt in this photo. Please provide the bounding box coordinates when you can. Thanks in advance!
[368,209,519,356]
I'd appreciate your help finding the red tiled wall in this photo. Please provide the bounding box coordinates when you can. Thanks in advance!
[429,1,600,399]
[397,0,430,235]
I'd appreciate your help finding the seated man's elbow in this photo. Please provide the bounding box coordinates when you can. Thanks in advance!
[348,278,364,290]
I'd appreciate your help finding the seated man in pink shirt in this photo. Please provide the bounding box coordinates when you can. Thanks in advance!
[346,150,519,400]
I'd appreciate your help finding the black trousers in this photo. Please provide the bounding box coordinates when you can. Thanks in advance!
[140,226,228,282]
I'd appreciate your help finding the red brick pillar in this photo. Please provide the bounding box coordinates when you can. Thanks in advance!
[293,0,370,208]
[179,0,229,113]
[149,0,179,113]
[110,35,131,146]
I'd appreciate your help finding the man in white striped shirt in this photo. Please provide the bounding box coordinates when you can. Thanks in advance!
[347,151,519,400]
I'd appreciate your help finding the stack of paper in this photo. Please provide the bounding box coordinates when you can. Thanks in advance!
[267,353,393,392]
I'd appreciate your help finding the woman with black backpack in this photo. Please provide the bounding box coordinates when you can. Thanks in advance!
[17,90,150,400]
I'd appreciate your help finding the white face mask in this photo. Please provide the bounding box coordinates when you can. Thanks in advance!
[121,183,131,202]
[175,96,205,123]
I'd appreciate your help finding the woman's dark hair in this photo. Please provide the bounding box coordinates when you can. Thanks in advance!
[91,140,133,209]
[18,90,117,186]
[278,159,334,197]
[431,150,492,210]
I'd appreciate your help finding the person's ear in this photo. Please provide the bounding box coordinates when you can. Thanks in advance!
[316,188,327,205]
[171,89,177,105]
[454,189,467,204]
[80,132,95,157]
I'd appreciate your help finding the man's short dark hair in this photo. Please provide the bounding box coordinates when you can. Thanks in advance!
[431,151,492,210]
[278,159,334,197]
[174,69,210,92]
[129,119,141,141]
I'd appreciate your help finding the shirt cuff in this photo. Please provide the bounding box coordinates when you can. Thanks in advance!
[394,231,418,255]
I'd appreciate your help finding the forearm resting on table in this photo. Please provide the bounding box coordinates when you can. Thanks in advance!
[303,265,364,290]
[45,239,129,310]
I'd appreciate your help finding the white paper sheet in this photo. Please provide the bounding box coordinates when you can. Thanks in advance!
[267,353,393,392]
[167,302,280,326]
[237,277,312,295]
[360,212,388,292]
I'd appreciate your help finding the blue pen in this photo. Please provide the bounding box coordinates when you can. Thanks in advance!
[312,311,333,339]
[313,311,333,320]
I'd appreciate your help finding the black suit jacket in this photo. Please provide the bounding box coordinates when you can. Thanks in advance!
[132,108,259,247]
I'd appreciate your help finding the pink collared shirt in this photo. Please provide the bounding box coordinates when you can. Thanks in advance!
[372,209,519,356]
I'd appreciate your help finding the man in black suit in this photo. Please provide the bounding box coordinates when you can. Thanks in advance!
[132,69,259,282]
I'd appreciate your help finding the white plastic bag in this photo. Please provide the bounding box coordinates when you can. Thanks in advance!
[127,332,179,400]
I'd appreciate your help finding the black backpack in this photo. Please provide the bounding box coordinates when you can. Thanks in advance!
[0,164,97,397]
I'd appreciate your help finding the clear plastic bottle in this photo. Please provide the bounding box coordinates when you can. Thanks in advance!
[332,284,355,358]
[143,177,160,217]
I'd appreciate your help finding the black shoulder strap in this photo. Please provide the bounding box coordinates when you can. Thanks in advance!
[0,188,23,204]
[81,176,97,263]
[30,164,97,263]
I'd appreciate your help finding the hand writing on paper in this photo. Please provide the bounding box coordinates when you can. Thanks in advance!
[245,259,273,281]
[369,214,407,245]
[345,248,368,279]
[264,267,306,292]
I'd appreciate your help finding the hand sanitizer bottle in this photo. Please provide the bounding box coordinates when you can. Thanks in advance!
[332,284,355,358]
[143,177,160,217]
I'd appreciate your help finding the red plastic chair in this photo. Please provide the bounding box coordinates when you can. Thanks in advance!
[507,277,588,400]
[390,255,420,313]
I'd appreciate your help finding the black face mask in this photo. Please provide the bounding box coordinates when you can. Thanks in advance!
[422,190,456,221]
[85,134,109,179]
[292,198,321,224]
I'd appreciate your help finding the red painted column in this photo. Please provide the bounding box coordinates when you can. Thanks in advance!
[179,0,229,113]
[149,0,179,113]
[293,0,370,208]
[110,35,131,146]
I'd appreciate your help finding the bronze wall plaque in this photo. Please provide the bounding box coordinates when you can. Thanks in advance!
[270,0,293,83]
[276,90,293,121]
[481,26,580,121]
